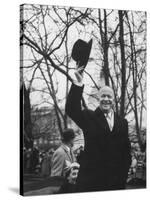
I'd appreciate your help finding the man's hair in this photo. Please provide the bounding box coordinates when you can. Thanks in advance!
[62,128,75,143]
[98,86,114,98]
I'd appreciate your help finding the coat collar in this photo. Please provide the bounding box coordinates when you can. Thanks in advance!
[94,107,119,134]
[94,107,110,132]
[62,144,70,152]
[61,144,75,162]
[61,144,70,153]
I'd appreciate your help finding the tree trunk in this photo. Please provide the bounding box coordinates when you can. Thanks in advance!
[118,11,126,118]
[64,35,69,129]
[125,12,144,151]
[21,83,33,148]
[98,9,109,86]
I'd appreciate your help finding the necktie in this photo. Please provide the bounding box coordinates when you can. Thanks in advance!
[105,113,113,131]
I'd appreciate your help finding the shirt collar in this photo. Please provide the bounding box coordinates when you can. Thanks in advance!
[104,109,114,118]
[63,144,71,152]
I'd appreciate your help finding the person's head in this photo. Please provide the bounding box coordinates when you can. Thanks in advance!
[98,86,114,113]
[62,128,75,148]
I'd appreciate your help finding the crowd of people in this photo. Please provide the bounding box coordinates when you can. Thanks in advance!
[23,135,146,193]
[23,146,54,175]
[23,144,84,178]
[127,144,146,182]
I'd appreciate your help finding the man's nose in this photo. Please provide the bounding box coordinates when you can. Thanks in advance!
[104,96,109,100]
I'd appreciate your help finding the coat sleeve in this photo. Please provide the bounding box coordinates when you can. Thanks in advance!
[50,151,65,177]
[65,83,86,130]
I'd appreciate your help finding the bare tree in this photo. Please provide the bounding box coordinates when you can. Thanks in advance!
[21,5,146,151]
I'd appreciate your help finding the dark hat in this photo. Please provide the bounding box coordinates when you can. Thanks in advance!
[71,39,93,72]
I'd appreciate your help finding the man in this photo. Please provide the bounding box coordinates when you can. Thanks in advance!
[51,129,76,177]
[65,68,131,192]
[51,129,79,193]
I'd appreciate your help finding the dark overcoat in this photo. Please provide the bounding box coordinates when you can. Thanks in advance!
[65,84,131,192]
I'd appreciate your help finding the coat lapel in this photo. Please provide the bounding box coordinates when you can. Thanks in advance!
[111,113,120,134]
[94,107,111,134]
[61,144,74,162]
[94,107,119,135]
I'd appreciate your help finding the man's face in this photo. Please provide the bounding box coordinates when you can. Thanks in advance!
[99,86,114,113]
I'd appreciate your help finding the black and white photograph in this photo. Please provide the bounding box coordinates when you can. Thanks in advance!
[20,3,146,196]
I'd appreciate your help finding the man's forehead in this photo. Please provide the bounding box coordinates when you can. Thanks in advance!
[99,86,114,97]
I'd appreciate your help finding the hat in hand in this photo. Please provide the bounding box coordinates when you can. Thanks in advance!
[71,39,93,73]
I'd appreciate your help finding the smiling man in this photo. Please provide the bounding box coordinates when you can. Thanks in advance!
[65,67,131,192]
[99,86,114,112]
[99,86,114,131]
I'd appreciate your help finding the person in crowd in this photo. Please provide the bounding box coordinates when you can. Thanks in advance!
[25,148,32,173]
[23,147,27,172]
[41,151,51,177]
[51,129,79,193]
[130,152,138,179]
[30,146,39,173]
[65,66,131,192]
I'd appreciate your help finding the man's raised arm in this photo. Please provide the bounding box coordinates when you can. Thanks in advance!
[65,67,85,129]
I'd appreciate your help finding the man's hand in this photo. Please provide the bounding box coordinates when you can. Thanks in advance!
[74,66,84,86]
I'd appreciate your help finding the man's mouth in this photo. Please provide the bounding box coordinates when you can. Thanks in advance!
[101,101,111,105]
[102,104,110,108]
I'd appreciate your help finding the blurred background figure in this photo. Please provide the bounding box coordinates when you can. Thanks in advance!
[41,151,50,177]
[130,152,138,179]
